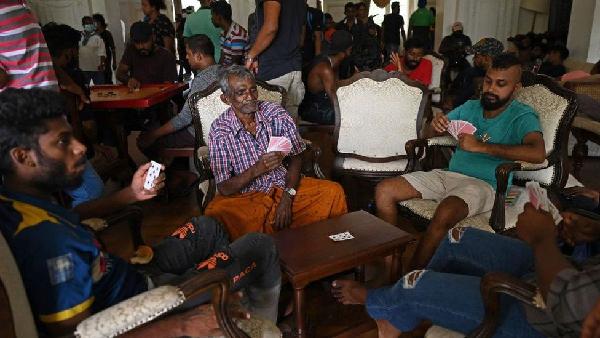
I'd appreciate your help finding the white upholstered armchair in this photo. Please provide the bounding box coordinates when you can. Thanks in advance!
[400,73,578,233]
[424,53,445,105]
[332,69,429,210]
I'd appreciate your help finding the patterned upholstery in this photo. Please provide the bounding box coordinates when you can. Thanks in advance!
[335,77,424,173]
[513,84,569,185]
[424,54,444,103]
[335,157,408,172]
[424,325,464,338]
[75,286,186,338]
[0,231,37,338]
[193,86,285,146]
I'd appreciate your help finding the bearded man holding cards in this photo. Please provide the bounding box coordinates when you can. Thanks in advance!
[205,65,348,240]
[375,53,546,270]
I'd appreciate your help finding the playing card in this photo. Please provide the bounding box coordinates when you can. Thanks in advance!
[448,120,477,139]
[267,136,292,154]
[143,161,163,190]
[329,231,354,242]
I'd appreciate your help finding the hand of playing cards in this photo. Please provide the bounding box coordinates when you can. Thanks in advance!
[266,136,292,155]
[513,181,562,224]
[143,161,163,190]
[329,231,354,242]
[447,120,477,139]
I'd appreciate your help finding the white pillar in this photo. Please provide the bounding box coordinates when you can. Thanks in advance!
[566,0,597,62]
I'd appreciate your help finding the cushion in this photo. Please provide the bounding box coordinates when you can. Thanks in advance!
[399,186,526,232]
[424,54,444,91]
[336,77,424,158]
[334,157,408,172]
[425,325,464,338]
[75,286,186,338]
[0,231,37,338]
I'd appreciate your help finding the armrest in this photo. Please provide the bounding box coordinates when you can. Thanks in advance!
[405,136,456,172]
[195,146,215,181]
[489,160,550,232]
[302,139,325,179]
[467,272,538,338]
[74,269,249,338]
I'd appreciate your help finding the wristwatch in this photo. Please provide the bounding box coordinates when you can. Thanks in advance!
[284,187,297,197]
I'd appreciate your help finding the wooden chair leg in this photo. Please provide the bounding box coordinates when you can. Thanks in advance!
[573,138,588,178]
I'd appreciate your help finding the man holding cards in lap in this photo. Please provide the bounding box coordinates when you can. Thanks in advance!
[205,65,348,240]
[375,53,546,270]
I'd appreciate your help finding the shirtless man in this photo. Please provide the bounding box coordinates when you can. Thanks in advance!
[299,30,353,125]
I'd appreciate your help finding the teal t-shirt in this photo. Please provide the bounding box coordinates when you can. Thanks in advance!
[447,99,542,189]
[184,8,222,61]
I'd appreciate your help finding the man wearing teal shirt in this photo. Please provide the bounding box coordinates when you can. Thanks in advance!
[184,0,222,62]
[375,53,546,270]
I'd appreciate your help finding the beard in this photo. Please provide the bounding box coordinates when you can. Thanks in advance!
[405,60,420,70]
[239,100,258,114]
[481,92,511,111]
[31,150,85,193]
[137,48,152,57]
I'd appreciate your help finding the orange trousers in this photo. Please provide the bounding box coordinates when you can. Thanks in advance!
[205,177,348,240]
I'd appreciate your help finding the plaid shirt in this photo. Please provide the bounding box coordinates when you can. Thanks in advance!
[208,101,306,194]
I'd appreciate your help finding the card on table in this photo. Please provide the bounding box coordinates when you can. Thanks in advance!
[329,231,355,242]
[143,160,163,190]
[266,136,292,154]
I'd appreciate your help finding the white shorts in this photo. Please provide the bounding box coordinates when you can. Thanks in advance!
[267,70,305,120]
[402,169,495,217]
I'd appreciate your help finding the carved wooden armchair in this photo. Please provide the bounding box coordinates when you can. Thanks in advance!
[0,222,254,338]
[400,73,578,233]
[425,272,541,338]
[564,76,600,176]
[424,53,445,105]
[332,69,429,210]
[189,80,325,212]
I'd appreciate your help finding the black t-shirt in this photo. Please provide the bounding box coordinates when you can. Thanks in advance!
[256,0,306,81]
[121,44,177,84]
[303,6,324,64]
[538,62,566,79]
[99,30,115,64]
[382,14,404,44]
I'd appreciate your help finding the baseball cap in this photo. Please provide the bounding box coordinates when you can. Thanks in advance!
[467,37,504,57]
[328,30,353,55]
[130,21,153,43]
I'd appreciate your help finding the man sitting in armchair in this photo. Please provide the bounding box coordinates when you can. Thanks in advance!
[0,89,281,336]
[332,203,600,337]
[375,53,546,270]
[205,65,348,240]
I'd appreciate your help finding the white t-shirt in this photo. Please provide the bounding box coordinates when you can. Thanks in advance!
[79,34,106,72]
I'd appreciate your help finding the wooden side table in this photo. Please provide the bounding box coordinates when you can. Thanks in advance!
[273,211,414,337]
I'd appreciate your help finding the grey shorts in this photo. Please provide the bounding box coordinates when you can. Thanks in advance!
[402,169,495,217]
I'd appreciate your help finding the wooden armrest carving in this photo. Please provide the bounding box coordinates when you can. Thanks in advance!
[178,269,250,338]
[489,162,523,232]
[467,272,537,338]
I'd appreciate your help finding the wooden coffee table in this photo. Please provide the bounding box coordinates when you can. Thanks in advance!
[273,211,414,337]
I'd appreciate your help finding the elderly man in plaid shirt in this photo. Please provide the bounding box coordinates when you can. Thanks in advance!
[205,65,347,240]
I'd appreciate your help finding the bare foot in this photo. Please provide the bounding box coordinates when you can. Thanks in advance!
[376,319,401,338]
[331,280,367,305]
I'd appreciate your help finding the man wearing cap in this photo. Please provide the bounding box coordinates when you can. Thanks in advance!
[438,22,471,76]
[452,37,504,108]
[116,21,177,91]
[299,30,353,125]
[375,53,545,270]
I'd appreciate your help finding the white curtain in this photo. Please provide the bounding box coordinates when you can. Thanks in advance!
[231,0,255,29]
[442,0,520,48]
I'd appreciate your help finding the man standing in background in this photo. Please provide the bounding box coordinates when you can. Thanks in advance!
[184,0,222,63]
[245,0,306,120]
[382,2,406,63]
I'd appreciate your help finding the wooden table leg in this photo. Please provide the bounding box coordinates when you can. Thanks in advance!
[294,287,306,337]
[390,248,401,282]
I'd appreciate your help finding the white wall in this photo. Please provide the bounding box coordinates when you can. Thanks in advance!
[516,9,549,34]
[567,0,598,62]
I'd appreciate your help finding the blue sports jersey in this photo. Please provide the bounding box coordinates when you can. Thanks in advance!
[0,187,147,329]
